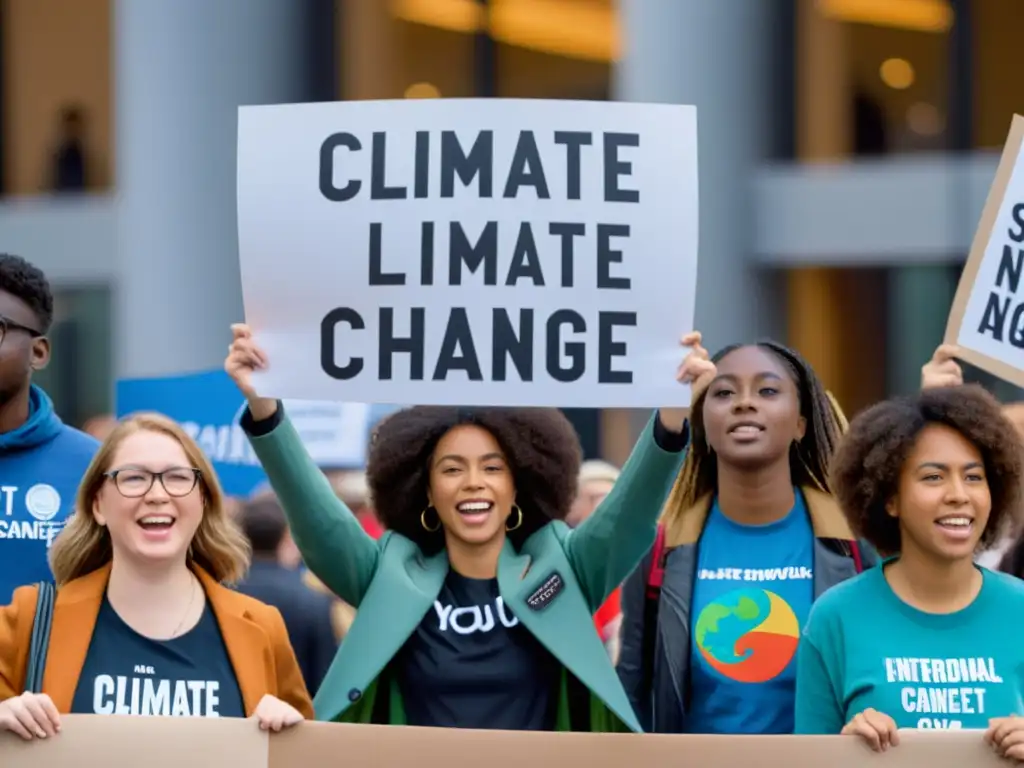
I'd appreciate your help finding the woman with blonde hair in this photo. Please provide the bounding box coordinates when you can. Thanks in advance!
[0,412,313,740]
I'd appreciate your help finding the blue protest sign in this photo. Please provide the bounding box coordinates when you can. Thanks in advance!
[115,369,399,497]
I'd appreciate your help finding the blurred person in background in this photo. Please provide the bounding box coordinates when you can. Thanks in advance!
[0,413,312,739]
[0,254,99,604]
[987,403,1024,575]
[328,469,383,538]
[304,470,378,641]
[82,414,117,442]
[569,460,623,662]
[251,476,360,642]
[234,497,338,696]
[50,105,88,193]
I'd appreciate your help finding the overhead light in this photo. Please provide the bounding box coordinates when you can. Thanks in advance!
[880,58,915,90]
[390,0,484,33]
[907,102,944,136]
[404,82,442,99]
[818,0,953,33]
[389,0,617,62]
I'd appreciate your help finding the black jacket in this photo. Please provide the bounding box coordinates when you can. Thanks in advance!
[234,560,339,696]
[616,486,879,733]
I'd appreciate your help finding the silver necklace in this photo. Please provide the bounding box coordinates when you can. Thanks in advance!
[168,574,197,639]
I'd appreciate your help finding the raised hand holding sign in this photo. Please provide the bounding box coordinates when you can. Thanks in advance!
[657,331,715,432]
[225,324,277,422]
[921,344,965,390]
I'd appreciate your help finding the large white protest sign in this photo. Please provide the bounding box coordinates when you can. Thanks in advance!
[237,98,698,408]
[946,114,1024,387]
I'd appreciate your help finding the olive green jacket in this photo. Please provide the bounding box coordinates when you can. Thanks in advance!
[244,407,686,732]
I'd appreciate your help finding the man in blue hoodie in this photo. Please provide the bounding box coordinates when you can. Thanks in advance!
[0,253,99,604]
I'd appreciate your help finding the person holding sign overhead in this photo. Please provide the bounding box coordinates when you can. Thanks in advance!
[225,323,698,732]
[616,339,877,735]
[794,382,1024,760]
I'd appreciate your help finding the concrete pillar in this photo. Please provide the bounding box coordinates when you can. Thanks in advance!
[886,265,958,396]
[787,0,850,399]
[113,0,331,377]
[610,0,783,440]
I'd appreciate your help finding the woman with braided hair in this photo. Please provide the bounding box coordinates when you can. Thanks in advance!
[616,338,877,735]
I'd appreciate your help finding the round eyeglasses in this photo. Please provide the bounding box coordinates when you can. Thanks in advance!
[105,468,202,498]
[0,315,43,349]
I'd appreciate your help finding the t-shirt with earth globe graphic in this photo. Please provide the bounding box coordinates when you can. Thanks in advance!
[685,491,814,734]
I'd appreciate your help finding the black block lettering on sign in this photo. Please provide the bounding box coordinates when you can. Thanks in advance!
[997,244,1023,294]
[492,309,534,382]
[553,131,593,200]
[505,223,544,287]
[433,308,483,381]
[368,223,406,285]
[449,222,498,286]
[546,310,586,383]
[977,294,1024,347]
[503,131,550,200]
[379,308,425,380]
[549,222,584,288]
[420,221,435,286]
[320,308,364,379]
[441,130,494,198]
[319,133,361,202]
[370,132,407,200]
[603,133,640,203]
[1009,203,1024,243]
[596,223,631,289]
[976,241,1024,348]
[598,312,636,384]
[414,131,430,198]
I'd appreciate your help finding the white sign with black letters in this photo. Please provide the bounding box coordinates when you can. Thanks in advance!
[237,98,698,407]
[946,114,1024,387]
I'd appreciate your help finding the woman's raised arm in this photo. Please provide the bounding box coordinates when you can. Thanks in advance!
[563,332,713,609]
[227,324,379,606]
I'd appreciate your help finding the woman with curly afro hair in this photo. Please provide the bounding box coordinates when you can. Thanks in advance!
[225,324,697,733]
[795,383,1024,762]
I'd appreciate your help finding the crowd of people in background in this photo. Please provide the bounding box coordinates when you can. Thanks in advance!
[1,253,1024,761]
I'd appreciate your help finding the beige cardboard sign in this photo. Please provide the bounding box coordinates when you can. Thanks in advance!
[0,716,1015,767]
[945,114,1024,387]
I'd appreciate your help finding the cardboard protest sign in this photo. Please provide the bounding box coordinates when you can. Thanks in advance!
[0,716,1013,767]
[237,98,698,408]
[946,114,1024,387]
[116,369,400,495]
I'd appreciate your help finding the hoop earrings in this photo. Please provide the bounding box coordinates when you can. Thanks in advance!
[420,506,441,533]
[506,505,523,532]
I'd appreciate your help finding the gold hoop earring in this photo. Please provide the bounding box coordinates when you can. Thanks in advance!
[506,505,523,532]
[421,507,441,533]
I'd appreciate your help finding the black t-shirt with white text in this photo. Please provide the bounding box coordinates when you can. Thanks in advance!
[394,571,560,730]
[71,596,245,718]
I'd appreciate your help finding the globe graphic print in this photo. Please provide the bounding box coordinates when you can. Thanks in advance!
[694,588,800,683]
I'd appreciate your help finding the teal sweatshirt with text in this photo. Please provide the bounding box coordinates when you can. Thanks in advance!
[795,564,1024,733]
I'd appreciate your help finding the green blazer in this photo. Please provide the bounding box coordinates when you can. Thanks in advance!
[245,409,686,733]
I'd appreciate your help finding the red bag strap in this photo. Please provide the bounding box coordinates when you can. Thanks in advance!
[851,539,864,574]
[646,524,667,599]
